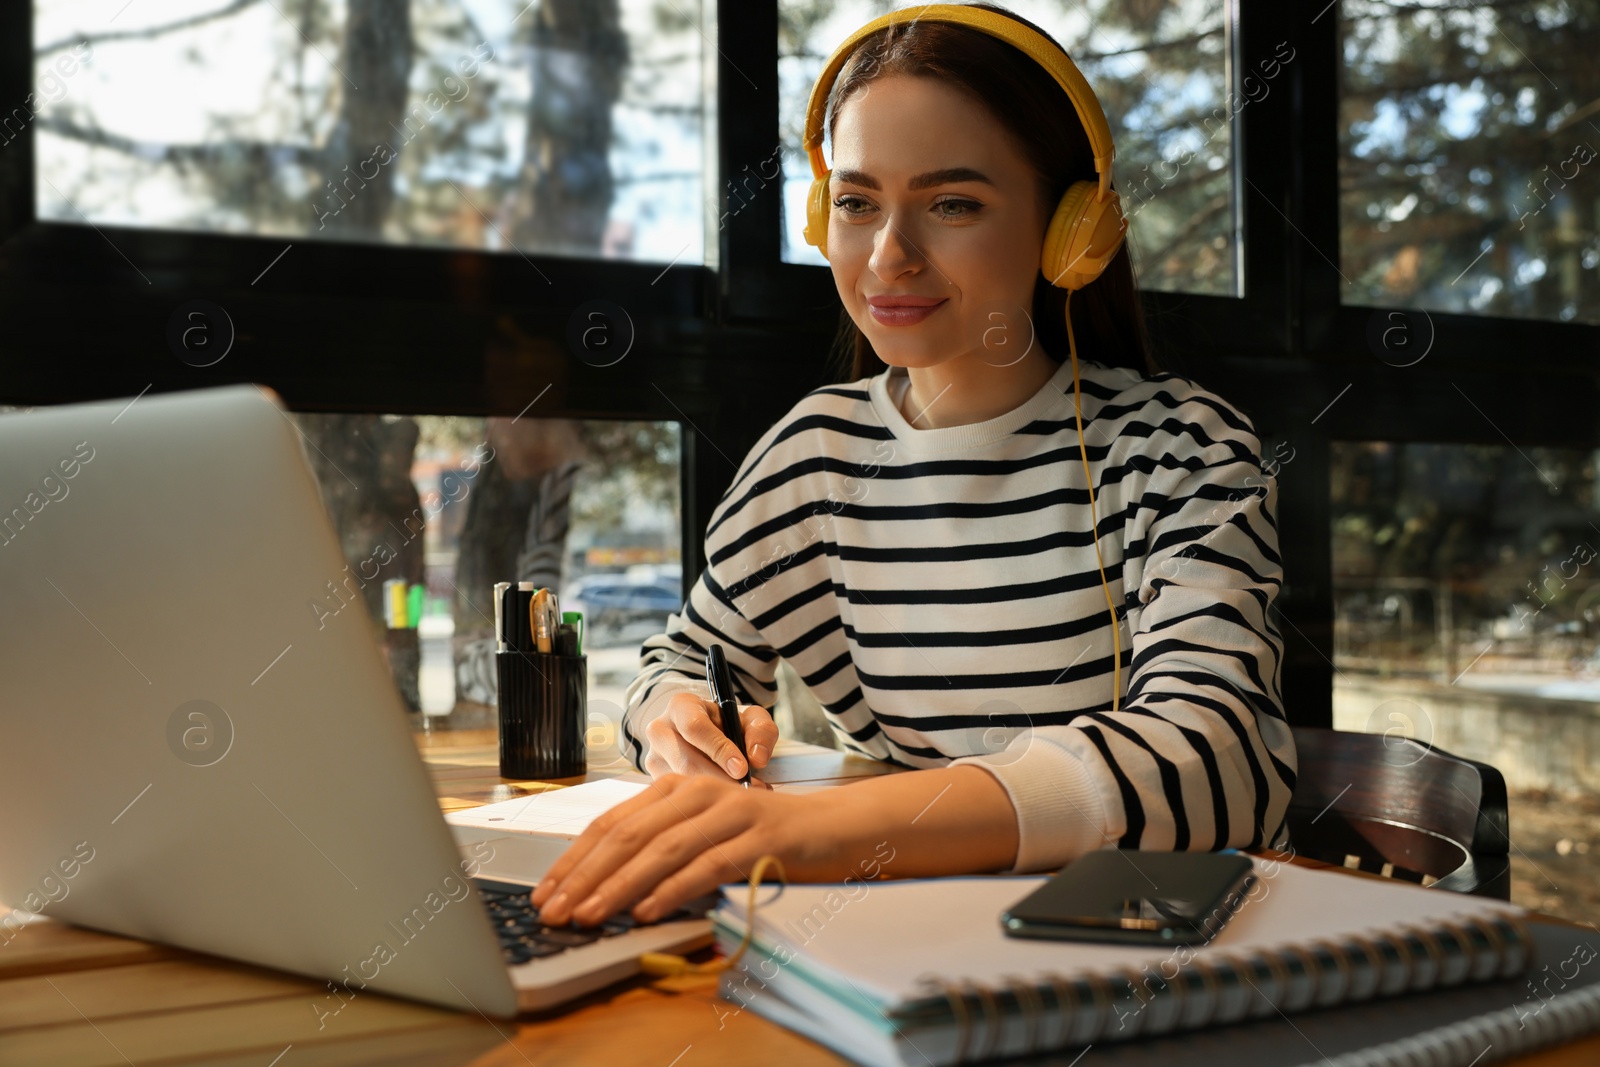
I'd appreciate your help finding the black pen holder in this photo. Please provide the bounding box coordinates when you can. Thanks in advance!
[496,650,587,779]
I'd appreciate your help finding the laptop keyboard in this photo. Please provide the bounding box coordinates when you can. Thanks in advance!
[475,879,714,966]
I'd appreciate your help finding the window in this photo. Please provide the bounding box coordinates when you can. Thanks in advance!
[1330,440,1600,921]
[285,411,681,763]
[1338,1,1599,325]
[776,0,1241,297]
[9,3,1598,810]
[29,0,713,264]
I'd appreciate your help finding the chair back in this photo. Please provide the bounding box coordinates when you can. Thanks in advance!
[1284,726,1510,899]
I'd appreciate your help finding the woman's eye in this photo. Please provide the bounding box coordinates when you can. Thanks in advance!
[831,196,981,219]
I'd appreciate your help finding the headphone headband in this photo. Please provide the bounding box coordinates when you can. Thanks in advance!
[802,4,1116,200]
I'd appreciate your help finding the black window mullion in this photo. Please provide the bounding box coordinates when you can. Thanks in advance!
[716,0,836,325]
[714,0,776,321]
[1288,0,1346,360]
[0,0,29,249]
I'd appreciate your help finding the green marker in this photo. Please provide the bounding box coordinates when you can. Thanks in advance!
[562,610,583,655]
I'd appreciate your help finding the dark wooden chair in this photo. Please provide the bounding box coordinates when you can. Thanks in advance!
[1283,726,1511,899]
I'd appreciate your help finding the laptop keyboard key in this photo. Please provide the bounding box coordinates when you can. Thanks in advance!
[519,940,568,959]
[533,927,602,948]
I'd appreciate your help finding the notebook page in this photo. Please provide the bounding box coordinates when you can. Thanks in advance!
[718,856,1526,1009]
[444,779,647,838]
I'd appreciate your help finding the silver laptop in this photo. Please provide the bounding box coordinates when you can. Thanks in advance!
[0,383,710,1015]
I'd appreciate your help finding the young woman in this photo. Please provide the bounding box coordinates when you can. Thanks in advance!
[531,3,1295,928]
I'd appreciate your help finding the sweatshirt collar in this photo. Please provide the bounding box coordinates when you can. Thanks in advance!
[868,356,1089,454]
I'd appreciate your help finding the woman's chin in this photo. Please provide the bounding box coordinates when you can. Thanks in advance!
[867,344,948,370]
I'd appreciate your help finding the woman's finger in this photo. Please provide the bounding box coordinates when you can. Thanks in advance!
[567,786,758,925]
[740,705,779,768]
[644,717,734,778]
[530,775,684,906]
[536,779,729,923]
[663,738,733,778]
[672,698,750,777]
[634,838,760,923]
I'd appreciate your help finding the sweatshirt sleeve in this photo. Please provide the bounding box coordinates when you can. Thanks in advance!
[951,393,1297,873]
[618,423,790,772]
[618,559,783,771]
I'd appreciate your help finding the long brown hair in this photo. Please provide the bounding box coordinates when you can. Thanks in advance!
[821,2,1162,383]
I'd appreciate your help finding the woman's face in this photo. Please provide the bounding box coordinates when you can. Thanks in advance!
[828,73,1050,372]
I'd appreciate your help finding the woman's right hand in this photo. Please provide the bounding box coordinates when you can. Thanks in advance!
[641,691,779,782]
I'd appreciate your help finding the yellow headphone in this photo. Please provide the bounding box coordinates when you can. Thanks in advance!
[802,3,1126,712]
[801,4,1127,286]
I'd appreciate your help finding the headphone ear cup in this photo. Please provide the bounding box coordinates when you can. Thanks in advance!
[804,174,833,260]
[1041,181,1128,291]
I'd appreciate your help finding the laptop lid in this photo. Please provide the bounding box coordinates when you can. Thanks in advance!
[0,384,518,1017]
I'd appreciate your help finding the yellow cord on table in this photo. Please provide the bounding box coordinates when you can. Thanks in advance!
[638,854,787,979]
[1065,288,1122,714]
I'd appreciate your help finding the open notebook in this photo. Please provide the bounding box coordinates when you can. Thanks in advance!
[710,856,1568,1067]
[444,779,648,838]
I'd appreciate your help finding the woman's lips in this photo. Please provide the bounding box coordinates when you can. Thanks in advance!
[868,299,947,326]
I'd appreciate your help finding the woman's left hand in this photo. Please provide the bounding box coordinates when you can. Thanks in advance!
[529,774,840,926]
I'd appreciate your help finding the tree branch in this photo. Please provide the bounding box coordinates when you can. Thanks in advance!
[779,26,1223,65]
[1142,191,1231,269]
[36,0,269,57]
[1341,66,1582,100]
[1120,159,1229,210]
[33,115,323,170]
[1343,0,1547,22]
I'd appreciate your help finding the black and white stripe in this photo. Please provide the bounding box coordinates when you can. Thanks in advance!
[621,357,1295,871]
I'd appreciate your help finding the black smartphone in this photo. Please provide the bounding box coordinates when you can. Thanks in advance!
[1001,851,1255,945]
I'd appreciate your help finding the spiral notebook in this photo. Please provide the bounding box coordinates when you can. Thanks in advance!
[710,856,1570,1067]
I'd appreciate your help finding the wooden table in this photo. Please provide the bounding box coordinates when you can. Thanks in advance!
[2,729,1596,1066]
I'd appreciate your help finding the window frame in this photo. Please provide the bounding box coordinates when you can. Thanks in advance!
[2,1,1597,733]
[1299,5,1599,371]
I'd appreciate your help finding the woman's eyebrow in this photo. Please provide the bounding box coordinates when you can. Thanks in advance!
[831,166,996,190]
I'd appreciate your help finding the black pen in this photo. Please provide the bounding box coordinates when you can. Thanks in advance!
[704,643,750,787]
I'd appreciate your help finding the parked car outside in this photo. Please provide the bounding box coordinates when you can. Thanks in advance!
[564,574,685,647]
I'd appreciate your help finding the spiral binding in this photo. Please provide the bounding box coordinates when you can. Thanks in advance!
[1045,973,1085,1049]
[1003,975,1043,1055]
[939,980,973,1065]
[1411,924,1447,990]
[1387,924,1419,996]
[920,913,1532,1065]
[1318,969,1600,1067]
[1349,929,1389,1000]
[1043,974,1076,1050]
[1183,954,1223,1030]
[1113,964,1156,1038]
[1311,937,1353,1006]
[1282,941,1322,1013]
[971,981,1003,1062]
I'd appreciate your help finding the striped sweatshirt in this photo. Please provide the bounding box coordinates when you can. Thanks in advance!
[620,356,1297,873]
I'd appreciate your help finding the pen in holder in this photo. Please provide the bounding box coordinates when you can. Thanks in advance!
[495,583,587,779]
[496,648,587,779]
